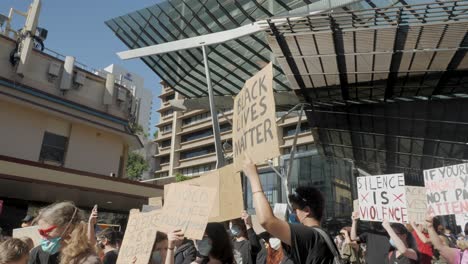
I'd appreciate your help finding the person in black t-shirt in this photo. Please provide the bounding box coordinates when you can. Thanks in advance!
[242,157,336,264]
[97,229,118,264]
[382,220,418,264]
[350,212,390,263]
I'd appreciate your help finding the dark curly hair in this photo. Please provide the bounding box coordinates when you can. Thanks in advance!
[205,223,234,264]
[288,186,325,221]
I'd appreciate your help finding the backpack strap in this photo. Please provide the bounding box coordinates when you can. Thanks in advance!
[312,227,342,262]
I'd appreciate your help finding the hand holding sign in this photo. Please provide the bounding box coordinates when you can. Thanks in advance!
[242,155,259,182]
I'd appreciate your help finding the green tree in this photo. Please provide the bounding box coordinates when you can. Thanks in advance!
[153,130,158,139]
[175,173,190,182]
[126,152,149,180]
[130,123,144,135]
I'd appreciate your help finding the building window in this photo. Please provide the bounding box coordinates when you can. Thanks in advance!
[161,109,174,118]
[160,155,170,164]
[284,143,315,155]
[39,132,68,165]
[182,112,211,126]
[160,139,171,148]
[179,163,215,177]
[161,124,172,133]
[180,123,232,143]
[163,94,175,102]
[283,122,311,137]
[156,171,169,178]
[180,145,216,160]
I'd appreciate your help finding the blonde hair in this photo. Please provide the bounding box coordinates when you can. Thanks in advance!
[19,237,34,251]
[0,238,29,264]
[37,201,95,264]
[457,240,468,251]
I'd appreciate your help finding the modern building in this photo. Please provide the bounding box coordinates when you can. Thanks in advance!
[0,1,163,234]
[101,64,154,135]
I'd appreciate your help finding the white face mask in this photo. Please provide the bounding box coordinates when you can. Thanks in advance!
[269,238,281,251]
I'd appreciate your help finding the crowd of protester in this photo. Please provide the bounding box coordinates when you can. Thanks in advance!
[0,158,467,264]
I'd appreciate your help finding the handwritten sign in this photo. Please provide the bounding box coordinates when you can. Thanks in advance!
[233,63,280,170]
[357,174,408,223]
[273,203,288,221]
[163,164,244,222]
[424,163,468,216]
[12,226,42,246]
[405,186,427,224]
[116,209,159,264]
[156,184,216,240]
[455,213,468,228]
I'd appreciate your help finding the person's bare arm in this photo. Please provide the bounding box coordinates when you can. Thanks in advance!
[87,205,98,246]
[411,222,431,244]
[350,212,360,241]
[166,230,184,264]
[243,158,291,246]
[382,220,418,260]
[426,217,458,262]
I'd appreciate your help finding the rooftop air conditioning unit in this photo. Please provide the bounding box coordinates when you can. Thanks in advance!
[47,62,61,82]
[73,71,86,88]
[117,87,127,102]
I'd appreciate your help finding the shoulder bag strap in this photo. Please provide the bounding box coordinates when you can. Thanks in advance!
[312,227,342,261]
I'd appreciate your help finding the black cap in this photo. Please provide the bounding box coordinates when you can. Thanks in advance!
[21,215,33,223]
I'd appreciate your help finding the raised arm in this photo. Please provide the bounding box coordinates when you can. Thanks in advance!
[166,230,185,264]
[426,217,458,263]
[242,211,261,254]
[350,212,360,241]
[87,205,98,246]
[410,221,431,244]
[382,220,418,261]
[243,158,291,246]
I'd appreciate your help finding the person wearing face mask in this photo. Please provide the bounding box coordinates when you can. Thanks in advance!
[230,218,255,264]
[243,157,338,264]
[351,211,390,263]
[338,227,361,264]
[148,232,168,264]
[256,232,293,264]
[194,223,234,264]
[28,201,101,264]
[96,229,118,264]
[382,220,418,264]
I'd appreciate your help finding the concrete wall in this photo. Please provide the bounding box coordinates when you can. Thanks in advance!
[0,99,125,176]
[65,124,124,176]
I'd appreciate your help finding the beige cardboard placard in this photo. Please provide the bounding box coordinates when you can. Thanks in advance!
[148,197,163,208]
[405,186,427,224]
[233,63,280,170]
[156,184,216,240]
[353,200,359,213]
[164,164,244,222]
[12,226,42,247]
[116,209,159,264]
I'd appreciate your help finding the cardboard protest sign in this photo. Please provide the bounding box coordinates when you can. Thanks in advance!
[357,174,408,223]
[274,203,288,221]
[116,209,159,264]
[424,163,468,216]
[164,164,244,222]
[156,184,216,240]
[12,226,42,246]
[353,200,359,213]
[148,197,163,208]
[233,63,280,170]
[405,186,427,224]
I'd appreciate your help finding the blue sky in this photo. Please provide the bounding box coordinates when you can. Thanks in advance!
[0,0,163,137]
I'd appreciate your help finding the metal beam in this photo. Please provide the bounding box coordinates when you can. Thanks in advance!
[385,10,405,101]
[329,15,349,101]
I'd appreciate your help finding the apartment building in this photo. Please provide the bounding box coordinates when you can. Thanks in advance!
[154,81,315,179]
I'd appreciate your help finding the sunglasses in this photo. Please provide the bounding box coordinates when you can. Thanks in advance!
[38,225,58,238]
